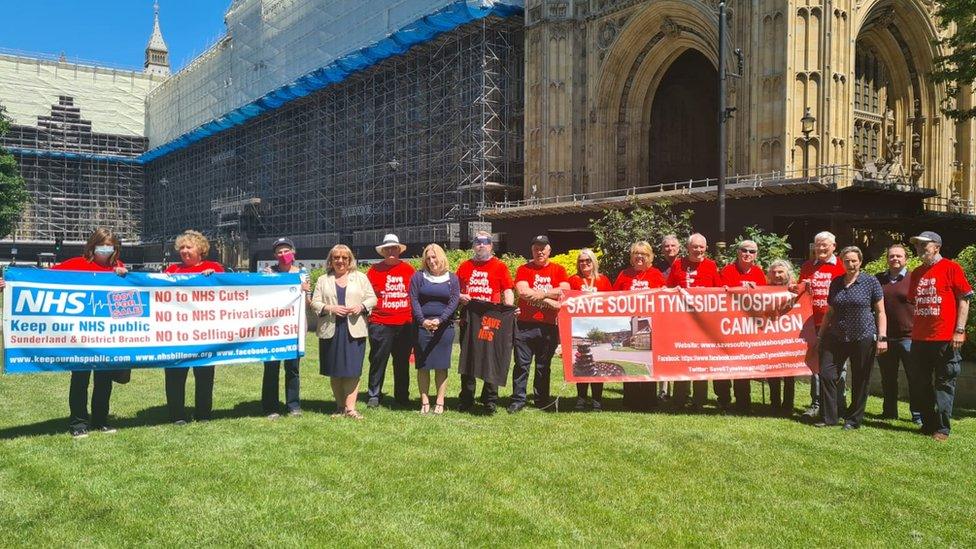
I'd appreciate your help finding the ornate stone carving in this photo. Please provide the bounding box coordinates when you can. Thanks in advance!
[548,1,568,18]
[550,22,570,41]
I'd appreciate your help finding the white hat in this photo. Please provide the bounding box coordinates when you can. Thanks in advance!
[375,233,407,256]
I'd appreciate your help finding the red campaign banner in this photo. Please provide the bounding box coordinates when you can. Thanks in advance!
[559,286,817,382]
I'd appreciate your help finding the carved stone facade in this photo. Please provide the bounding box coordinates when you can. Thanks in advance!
[523,0,976,206]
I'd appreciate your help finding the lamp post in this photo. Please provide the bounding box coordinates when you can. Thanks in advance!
[387,158,400,230]
[159,177,169,267]
[800,107,816,177]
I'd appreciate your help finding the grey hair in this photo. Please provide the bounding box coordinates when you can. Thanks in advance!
[767,259,795,284]
[813,231,836,245]
[687,233,707,246]
[661,234,679,245]
[839,245,863,263]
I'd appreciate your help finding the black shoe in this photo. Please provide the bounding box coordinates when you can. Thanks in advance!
[880,411,898,420]
[574,398,587,411]
[484,403,497,415]
[911,413,923,426]
[686,402,704,413]
[366,397,380,409]
[95,425,118,434]
[801,405,820,418]
[71,427,89,438]
[457,401,473,413]
[842,423,859,430]
[592,400,603,412]
[507,403,525,414]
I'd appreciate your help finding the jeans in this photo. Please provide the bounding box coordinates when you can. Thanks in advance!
[69,370,114,430]
[511,321,559,406]
[262,358,300,414]
[366,323,413,403]
[910,341,961,435]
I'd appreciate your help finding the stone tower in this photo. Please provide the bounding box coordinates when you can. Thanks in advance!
[145,1,171,77]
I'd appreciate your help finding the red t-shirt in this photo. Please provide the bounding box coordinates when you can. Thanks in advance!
[165,261,225,274]
[457,257,514,304]
[799,257,846,327]
[516,261,568,324]
[909,258,974,341]
[568,273,613,293]
[366,261,415,325]
[720,263,768,287]
[52,256,125,272]
[613,267,665,291]
[666,258,722,288]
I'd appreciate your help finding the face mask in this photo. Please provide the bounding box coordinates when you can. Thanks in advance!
[279,251,295,264]
[94,246,114,256]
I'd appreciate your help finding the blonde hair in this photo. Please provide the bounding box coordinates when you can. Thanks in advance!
[422,243,449,276]
[630,241,654,262]
[174,230,210,257]
[327,244,357,273]
[576,248,601,277]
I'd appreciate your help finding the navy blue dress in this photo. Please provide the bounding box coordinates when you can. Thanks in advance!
[410,272,460,370]
[319,285,367,377]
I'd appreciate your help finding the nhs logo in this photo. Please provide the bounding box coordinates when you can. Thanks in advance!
[14,288,88,315]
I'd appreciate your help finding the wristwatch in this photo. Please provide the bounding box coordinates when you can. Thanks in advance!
[955,328,966,334]
[878,336,888,342]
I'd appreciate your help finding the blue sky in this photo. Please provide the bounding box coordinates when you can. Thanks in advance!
[1,1,231,72]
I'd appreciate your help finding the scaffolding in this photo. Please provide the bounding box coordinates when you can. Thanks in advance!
[144,16,523,255]
[2,96,146,242]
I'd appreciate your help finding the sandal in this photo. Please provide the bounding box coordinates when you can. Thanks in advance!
[329,407,346,418]
[344,409,364,420]
[420,403,430,414]
[433,403,444,415]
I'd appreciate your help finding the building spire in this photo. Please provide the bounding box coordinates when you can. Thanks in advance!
[145,1,171,77]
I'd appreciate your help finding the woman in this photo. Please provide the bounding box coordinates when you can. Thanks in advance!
[568,248,612,411]
[260,237,311,419]
[408,244,460,415]
[815,246,887,429]
[767,259,798,416]
[52,228,128,438]
[613,241,665,408]
[311,244,376,419]
[164,230,225,424]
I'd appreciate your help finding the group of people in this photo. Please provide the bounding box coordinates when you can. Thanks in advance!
[3,225,970,442]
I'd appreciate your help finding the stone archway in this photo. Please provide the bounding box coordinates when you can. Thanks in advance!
[647,49,719,184]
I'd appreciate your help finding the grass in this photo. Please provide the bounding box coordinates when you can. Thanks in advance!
[1,334,975,546]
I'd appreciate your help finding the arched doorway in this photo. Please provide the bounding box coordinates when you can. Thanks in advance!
[647,49,719,185]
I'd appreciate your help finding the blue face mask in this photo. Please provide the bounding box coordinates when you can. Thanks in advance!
[94,245,115,256]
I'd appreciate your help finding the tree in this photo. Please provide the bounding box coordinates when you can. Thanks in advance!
[589,199,694,276]
[586,327,608,343]
[0,105,30,238]
[715,225,793,268]
[930,1,976,122]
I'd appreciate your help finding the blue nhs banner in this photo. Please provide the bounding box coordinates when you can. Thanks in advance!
[11,287,150,318]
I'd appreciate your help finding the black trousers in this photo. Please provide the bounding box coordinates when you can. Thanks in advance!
[672,380,709,407]
[877,338,919,418]
[458,322,498,407]
[576,383,604,402]
[512,321,559,405]
[165,367,215,422]
[366,323,412,403]
[819,336,875,426]
[69,370,114,430]
[910,340,961,435]
[262,358,300,414]
[768,376,796,410]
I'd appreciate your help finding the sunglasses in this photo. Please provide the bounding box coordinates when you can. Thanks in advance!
[473,238,492,245]
[739,248,758,254]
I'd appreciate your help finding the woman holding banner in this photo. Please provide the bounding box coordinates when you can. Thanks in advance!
[164,230,225,425]
[613,241,665,409]
[568,248,612,411]
[260,237,311,419]
[51,228,129,438]
[409,244,460,415]
[766,259,798,416]
[815,246,887,429]
[311,244,377,420]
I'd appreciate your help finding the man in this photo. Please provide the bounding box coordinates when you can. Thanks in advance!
[654,234,681,277]
[908,231,972,441]
[798,231,847,420]
[666,233,723,411]
[510,235,570,413]
[720,239,768,412]
[365,234,415,408]
[457,231,515,414]
[875,244,921,424]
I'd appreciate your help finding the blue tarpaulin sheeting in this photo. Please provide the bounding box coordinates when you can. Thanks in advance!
[137,0,523,165]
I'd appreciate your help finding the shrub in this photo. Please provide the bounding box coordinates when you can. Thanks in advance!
[715,225,793,269]
[589,199,694,276]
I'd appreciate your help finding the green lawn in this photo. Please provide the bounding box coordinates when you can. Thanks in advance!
[1,334,975,546]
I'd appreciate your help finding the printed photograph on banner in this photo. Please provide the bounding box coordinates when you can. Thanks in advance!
[569,316,652,378]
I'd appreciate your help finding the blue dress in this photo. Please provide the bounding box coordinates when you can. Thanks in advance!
[410,272,459,370]
[319,285,366,377]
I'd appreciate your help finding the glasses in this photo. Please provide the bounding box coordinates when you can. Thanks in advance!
[739,248,758,254]
[473,238,492,245]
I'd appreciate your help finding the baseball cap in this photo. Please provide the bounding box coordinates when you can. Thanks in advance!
[272,237,296,251]
[909,231,942,246]
[530,235,550,247]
